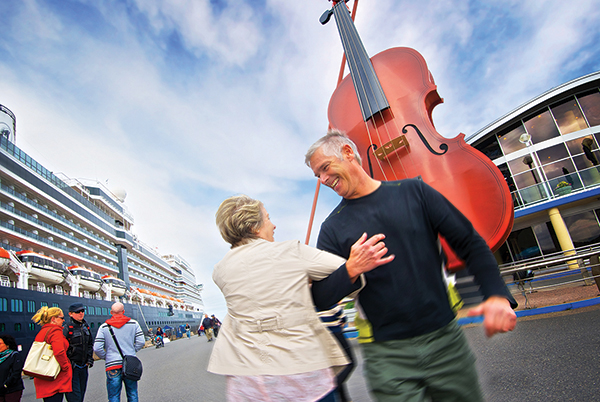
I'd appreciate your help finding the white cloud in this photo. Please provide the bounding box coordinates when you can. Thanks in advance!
[1,0,600,318]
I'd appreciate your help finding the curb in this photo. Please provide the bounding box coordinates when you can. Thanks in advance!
[457,296,600,325]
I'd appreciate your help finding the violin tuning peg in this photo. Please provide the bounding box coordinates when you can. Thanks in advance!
[320,9,333,25]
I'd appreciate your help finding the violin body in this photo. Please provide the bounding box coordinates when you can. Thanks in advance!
[328,47,513,270]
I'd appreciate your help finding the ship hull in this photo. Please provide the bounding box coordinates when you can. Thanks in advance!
[0,285,203,355]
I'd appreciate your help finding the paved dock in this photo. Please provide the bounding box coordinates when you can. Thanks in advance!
[20,287,600,401]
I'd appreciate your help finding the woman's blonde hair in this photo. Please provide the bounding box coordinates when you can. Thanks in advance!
[32,306,63,326]
[216,195,264,248]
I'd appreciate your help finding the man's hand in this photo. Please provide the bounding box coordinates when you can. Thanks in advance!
[346,233,395,281]
[466,296,516,337]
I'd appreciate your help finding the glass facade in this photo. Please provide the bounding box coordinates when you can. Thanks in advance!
[472,83,600,264]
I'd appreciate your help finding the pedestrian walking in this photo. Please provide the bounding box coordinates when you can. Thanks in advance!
[63,303,93,402]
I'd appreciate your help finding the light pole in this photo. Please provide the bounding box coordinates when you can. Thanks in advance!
[519,133,551,199]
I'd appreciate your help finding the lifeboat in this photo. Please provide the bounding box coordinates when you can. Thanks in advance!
[101,275,127,297]
[0,247,10,271]
[16,251,67,285]
[69,266,102,292]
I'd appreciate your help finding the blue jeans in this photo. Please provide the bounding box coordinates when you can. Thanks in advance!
[66,364,89,402]
[106,368,138,402]
[186,329,191,338]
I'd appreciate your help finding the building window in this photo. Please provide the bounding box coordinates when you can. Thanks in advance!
[578,90,600,127]
[507,227,541,261]
[497,123,528,155]
[551,97,588,135]
[476,135,503,160]
[524,109,560,144]
[563,211,600,248]
[532,222,559,255]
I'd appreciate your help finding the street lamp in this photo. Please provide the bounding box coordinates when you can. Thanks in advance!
[519,133,551,199]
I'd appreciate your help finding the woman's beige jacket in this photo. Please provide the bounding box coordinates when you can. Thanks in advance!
[207,239,351,376]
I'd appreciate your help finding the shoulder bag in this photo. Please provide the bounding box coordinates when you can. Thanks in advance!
[107,325,143,381]
[22,329,61,380]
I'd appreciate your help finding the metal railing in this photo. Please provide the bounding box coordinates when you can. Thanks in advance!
[498,243,600,308]
[511,165,600,210]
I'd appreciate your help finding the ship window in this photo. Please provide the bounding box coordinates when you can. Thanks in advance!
[29,323,35,331]
[41,302,48,307]
[90,322,95,329]
[27,300,36,313]
[10,299,23,312]
[0,324,4,332]
[14,323,21,331]
[52,303,59,308]
[88,306,95,315]
[0,298,7,311]
[102,308,108,315]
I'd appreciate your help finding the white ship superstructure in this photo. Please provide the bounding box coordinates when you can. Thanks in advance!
[0,104,204,350]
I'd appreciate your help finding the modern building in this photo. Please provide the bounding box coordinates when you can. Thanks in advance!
[467,71,600,265]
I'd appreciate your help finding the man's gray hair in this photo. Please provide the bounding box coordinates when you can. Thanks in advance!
[305,129,362,167]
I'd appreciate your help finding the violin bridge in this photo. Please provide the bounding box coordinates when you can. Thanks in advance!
[374,135,410,161]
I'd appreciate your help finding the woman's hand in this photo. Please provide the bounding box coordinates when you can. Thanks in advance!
[346,233,395,281]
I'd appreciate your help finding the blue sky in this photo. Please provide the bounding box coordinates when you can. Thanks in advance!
[1,0,599,318]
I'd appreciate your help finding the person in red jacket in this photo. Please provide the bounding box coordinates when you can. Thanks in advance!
[31,306,72,402]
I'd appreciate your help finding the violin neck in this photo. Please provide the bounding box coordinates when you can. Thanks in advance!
[332,1,389,122]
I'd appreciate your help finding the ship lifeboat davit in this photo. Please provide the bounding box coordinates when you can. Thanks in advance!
[0,247,10,271]
[16,251,67,285]
[69,266,103,292]
[102,275,127,297]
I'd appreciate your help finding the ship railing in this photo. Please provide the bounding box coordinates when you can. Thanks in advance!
[36,282,46,293]
[0,221,119,273]
[0,275,10,287]
[0,184,115,250]
[83,290,91,299]
[54,285,63,295]
[0,201,115,260]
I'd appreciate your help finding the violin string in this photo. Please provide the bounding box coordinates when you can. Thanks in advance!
[338,3,410,181]
[335,3,390,181]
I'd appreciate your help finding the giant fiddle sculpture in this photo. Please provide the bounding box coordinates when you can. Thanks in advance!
[319,1,513,270]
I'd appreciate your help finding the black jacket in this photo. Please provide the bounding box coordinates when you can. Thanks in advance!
[202,317,213,329]
[0,351,25,395]
[63,317,94,366]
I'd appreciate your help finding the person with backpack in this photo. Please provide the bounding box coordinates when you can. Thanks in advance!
[93,303,145,402]
[63,303,94,402]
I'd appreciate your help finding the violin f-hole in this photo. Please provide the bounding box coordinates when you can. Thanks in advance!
[402,124,448,156]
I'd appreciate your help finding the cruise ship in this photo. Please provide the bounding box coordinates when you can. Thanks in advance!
[0,105,204,353]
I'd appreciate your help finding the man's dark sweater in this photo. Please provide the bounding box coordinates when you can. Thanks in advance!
[312,179,516,342]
